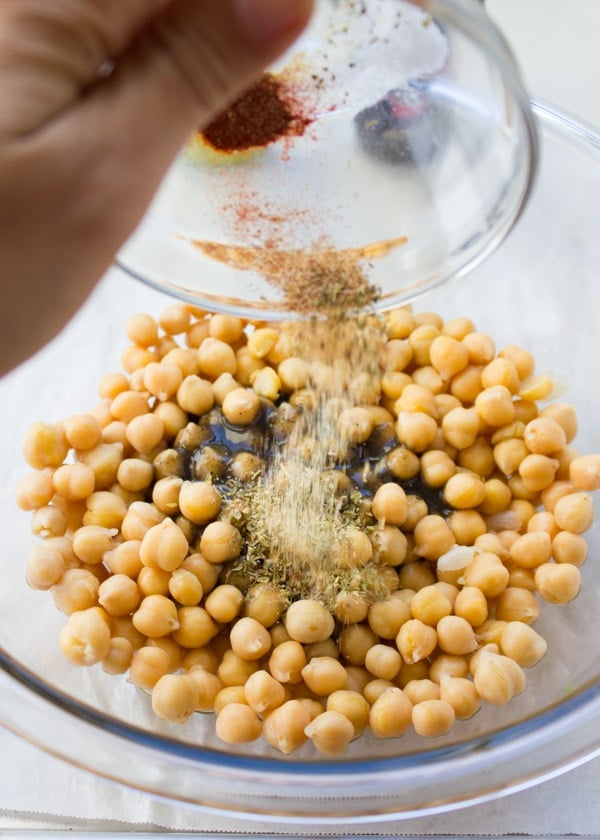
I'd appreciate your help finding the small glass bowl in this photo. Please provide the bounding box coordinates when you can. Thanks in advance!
[1,100,600,824]
[117,0,538,319]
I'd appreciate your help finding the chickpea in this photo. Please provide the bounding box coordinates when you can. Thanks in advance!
[59,608,111,666]
[187,666,223,712]
[410,585,452,626]
[26,543,66,590]
[101,636,134,675]
[299,657,346,696]
[439,676,481,720]
[386,447,421,481]
[473,651,525,704]
[567,453,600,492]
[167,568,203,606]
[397,561,436,591]
[151,673,197,724]
[456,438,494,479]
[133,594,179,638]
[321,692,368,740]
[369,687,413,738]
[385,308,415,339]
[78,442,123,489]
[367,596,410,640]
[523,417,566,455]
[244,670,286,714]
[199,521,242,564]
[454,586,488,627]
[447,511,486,546]
[173,606,218,648]
[229,616,272,661]
[214,686,248,714]
[371,483,408,525]
[262,700,310,754]
[285,599,334,644]
[268,640,307,684]
[535,562,581,604]
[443,472,486,509]
[396,411,438,452]
[198,337,237,380]
[436,615,478,655]
[413,515,455,561]
[242,583,285,627]
[97,574,141,617]
[221,388,261,427]
[216,703,262,744]
[139,518,189,572]
[371,525,408,566]
[214,649,257,687]
[137,566,171,596]
[382,338,413,372]
[334,526,373,568]
[158,303,191,335]
[475,385,515,427]
[495,586,540,624]
[304,710,354,756]
[420,450,457,488]
[449,365,483,403]
[429,654,469,683]
[538,401,577,442]
[402,678,440,706]
[129,645,171,692]
[98,372,129,401]
[412,699,455,737]
[181,553,221,594]
[338,624,379,666]
[51,568,99,614]
[208,313,244,345]
[177,481,221,526]
[553,491,594,534]
[500,621,547,668]
[552,530,587,566]
[441,408,480,450]
[459,553,509,598]
[333,591,369,624]
[396,619,437,664]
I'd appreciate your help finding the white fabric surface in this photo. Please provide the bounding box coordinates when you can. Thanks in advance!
[2,0,600,834]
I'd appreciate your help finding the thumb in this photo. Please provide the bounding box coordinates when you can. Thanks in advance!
[34,0,316,234]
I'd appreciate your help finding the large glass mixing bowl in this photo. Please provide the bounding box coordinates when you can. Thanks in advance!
[117,0,538,319]
[0,100,599,824]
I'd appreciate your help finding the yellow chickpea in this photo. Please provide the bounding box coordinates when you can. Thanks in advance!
[441,408,480,450]
[199,521,242,564]
[396,411,438,452]
[410,585,452,626]
[244,670,286,714]
[262,700,310,754]
[436,615,478,655]
[495,587,540,624]
[97,574,141,617]
[413,515,455,561]
[500,621,547,667]
[371,525,408,566]
[552,530,587,566]
[534,562,581,604]
[173,606,218,648]
[59,608,111,666]
[420,450,457,488]
[439,676,481,720]
[473,651,525,705]
[369,687,413,738]
[553,491,594,533]
[396,619,437,664]
[338,624,379,667]
[216,703,262,745]
[229,616,272,661]
[387,447,421,480]
[539,402,578,443]
[371,483,408,525]
[268,640,307,684]
[285,600,334,644]
[454,586,488,627]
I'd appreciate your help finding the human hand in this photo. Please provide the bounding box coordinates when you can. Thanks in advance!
[0,0,314,375]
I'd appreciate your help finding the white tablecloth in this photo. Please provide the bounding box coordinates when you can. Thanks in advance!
[2,0,600,834]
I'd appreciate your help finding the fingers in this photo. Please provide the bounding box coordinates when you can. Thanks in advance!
[0,0,170,136]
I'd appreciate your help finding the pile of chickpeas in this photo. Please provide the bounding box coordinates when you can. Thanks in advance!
[16,303,600,756]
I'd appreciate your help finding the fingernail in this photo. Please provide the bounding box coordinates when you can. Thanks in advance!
[235,0,314,43]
